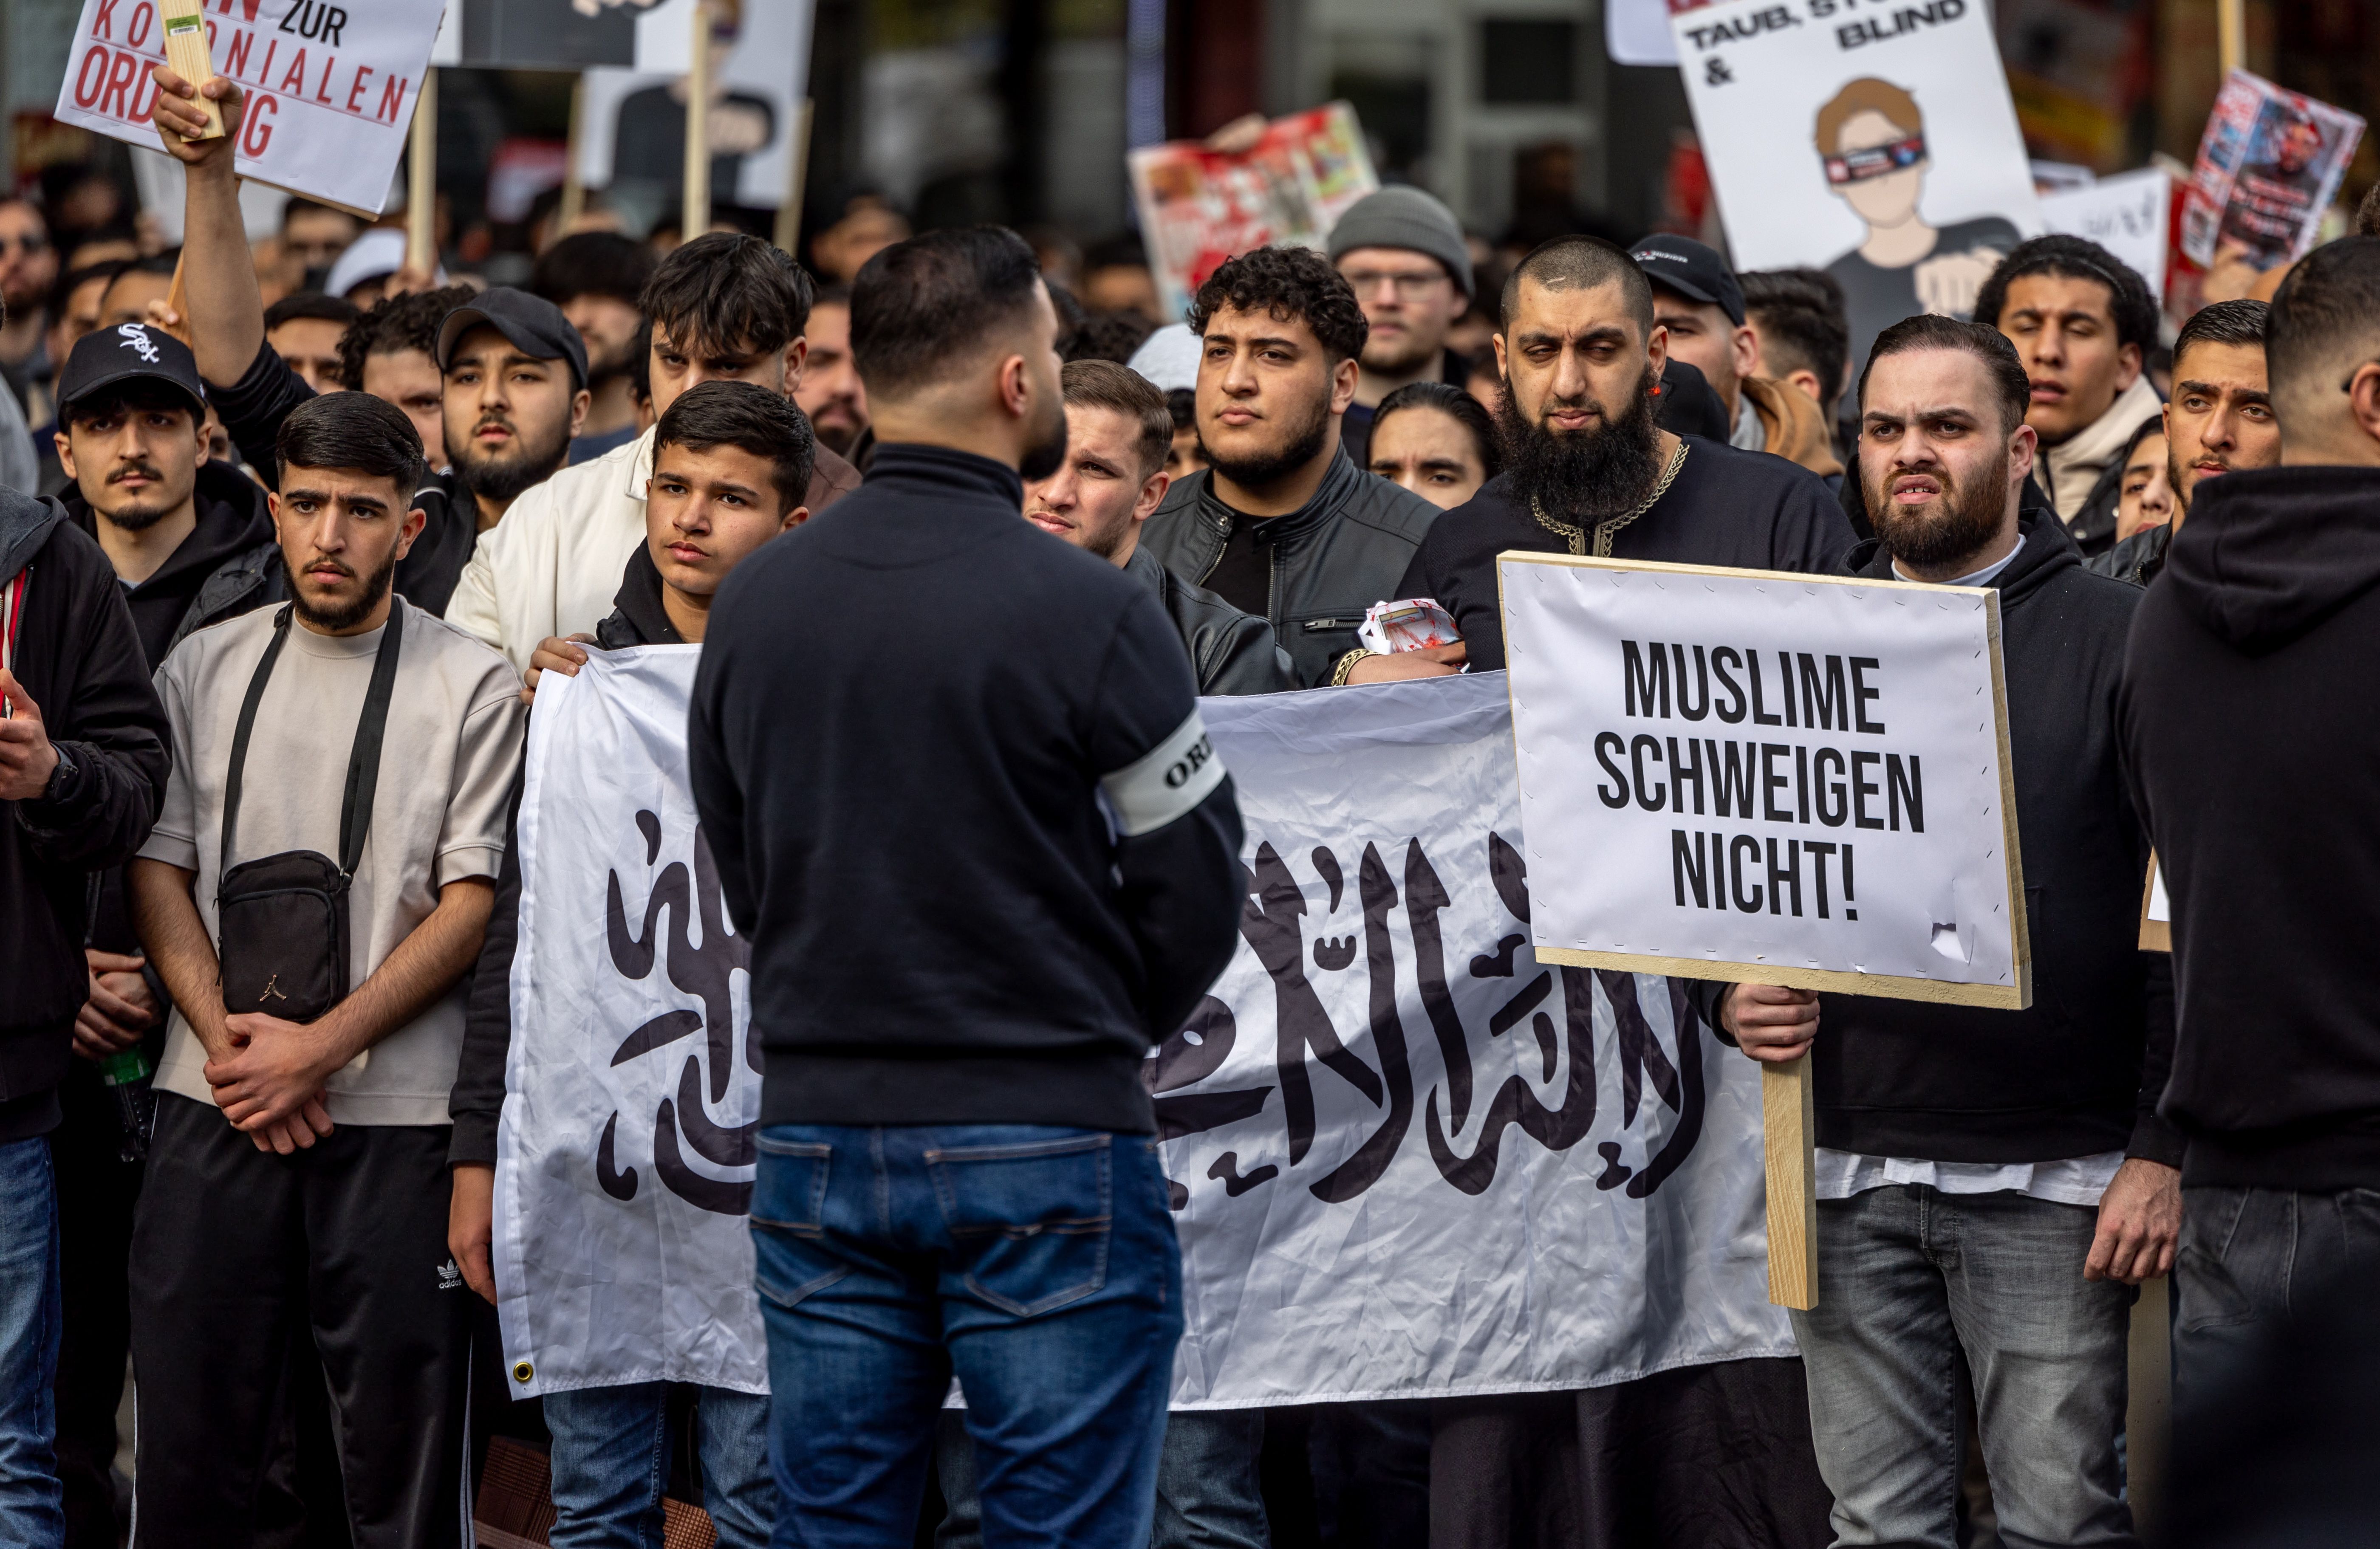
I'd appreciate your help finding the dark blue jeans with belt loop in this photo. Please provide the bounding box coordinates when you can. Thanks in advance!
[750,1123,1183,1549]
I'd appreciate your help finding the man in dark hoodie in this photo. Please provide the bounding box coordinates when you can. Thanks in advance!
[1716,315,2177,1549]
[0,388,170,1540]
[45,319,281,1546]
[2118,236,2380,1410]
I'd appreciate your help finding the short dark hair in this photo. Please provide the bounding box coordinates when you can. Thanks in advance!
[532,232,656,309]
[2267,236,2380,411]
[1060,358,1170,476]
[2172,298,2269,376]
[264,290,359,333]
[626,316,653,407]
[336,284,477,391]
[1165,387,1196,432]
[1081,234,1149,275]
[811,282,852,311]
[1500,236,1654,341]
[1189,245,1368,364]
[1372,380,1504,481]
[851,226,1046,398]
[1741,268,1850,406]
[1858,313,2031,435]
[641,231,813,362]
[653,379,816,514]
[1065,308,1156,365]
[48,258,130,320]
[1973,235,2159,357]
[277,390,429,497]
[281,198,356,232]
[62,378,199,433]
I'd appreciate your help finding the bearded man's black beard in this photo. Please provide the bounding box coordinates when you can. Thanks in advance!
[1495,365,1663,521]
[1866,449,2011,571]
[450,416,574,506]
[284,543,400,633]
[1201,393,1331,491]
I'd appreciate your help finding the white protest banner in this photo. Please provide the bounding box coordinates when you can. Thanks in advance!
[1498,556,2028,1009]
[1669,0,2042,368]
[52,0,446,216]
[495,648,766,1398]
[1167,675,1789,1405]
[2041,168,2173,299]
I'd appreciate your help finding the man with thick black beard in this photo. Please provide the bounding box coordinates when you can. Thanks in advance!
[1716,314,2176,1549]
[1350,235,1852,681]
[148,72,591,615]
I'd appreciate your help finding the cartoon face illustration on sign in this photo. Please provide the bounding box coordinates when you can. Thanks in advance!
[1816,78,2024,379]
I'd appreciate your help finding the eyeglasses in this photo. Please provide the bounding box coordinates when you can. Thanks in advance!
[1341,269,1451,300]
[0,234,47,256]
[1822,135,1927,186]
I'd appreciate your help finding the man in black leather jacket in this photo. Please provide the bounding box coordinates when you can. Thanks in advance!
[1138,247,1440,686]
[1027,360,1291,696]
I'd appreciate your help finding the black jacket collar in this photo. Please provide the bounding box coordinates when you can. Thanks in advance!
[1190,444,1365,550]
[63,460,273,597]
[599,542,683,648]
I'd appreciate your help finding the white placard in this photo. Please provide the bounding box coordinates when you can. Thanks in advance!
[1500,556,2027,1008]
[52,0,449,217]
[1669,0,2042,365]
[2041,169,2172,299]
[1608,0,1679,67]
[573,0,817,213]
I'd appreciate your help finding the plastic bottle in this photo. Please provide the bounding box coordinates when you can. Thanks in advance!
[100,1044,157,1164]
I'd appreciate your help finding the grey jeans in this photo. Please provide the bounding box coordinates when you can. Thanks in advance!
[1792,1186,2137,1549]
[2171,1185,2380,1414]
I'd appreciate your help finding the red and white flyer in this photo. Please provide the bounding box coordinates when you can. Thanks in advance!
[2179,70,2364,272]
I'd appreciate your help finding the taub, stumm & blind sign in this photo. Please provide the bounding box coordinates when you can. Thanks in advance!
[1498,555,2028,1011]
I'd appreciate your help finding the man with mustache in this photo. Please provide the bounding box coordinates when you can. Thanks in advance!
[2091,300,2279,587]
[1715,316,2177,1549]
[148,73,591,617]
[1352,235,1853,683]
[125,391,523,1549]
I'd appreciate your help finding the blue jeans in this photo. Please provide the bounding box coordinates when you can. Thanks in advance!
[1792,1186,2136,1549]
[0,1137,64,1548]
[2171,1186,2380,1417]
[545,1383,773,1548]
[751,1124,1182,1549]
[934,1408,1269,1549]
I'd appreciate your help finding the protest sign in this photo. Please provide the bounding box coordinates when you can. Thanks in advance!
[1167,675,1791,1402]
[2042,167,2173,299]
[1128,104,1378,322]
[51,0,447,216]
[1497,556,2027,1009]
[496,648,766,1399]
[2140,854,2170,953]
[1608,0,1679,67]
[1668,0,2043,370]
[2178,71,2364,273]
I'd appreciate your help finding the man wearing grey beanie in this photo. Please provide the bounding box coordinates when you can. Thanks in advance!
[1327,186,1475,466]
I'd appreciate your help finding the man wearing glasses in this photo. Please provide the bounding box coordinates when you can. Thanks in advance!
[1329,187,1475,467]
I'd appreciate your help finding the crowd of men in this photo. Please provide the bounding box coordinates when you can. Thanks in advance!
[0,59,2375,1549]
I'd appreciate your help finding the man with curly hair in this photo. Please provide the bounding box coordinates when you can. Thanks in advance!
[1137,245,1443,686]
[336,285,480,474]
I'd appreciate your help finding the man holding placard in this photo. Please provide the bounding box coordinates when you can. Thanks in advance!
[1712,316,2177,1549]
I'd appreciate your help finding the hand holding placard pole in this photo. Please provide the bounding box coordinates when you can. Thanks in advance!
[159,0,226,141]
[1763,1055,1818,1309]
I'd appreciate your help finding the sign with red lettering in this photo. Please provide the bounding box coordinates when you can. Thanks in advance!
[52,0,449,216]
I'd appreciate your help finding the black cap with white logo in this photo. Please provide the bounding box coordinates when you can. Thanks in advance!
[434,287,590,391]
[1628,235,1746,327]
[56,323,209,418]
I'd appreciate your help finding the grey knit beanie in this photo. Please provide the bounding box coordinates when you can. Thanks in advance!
[1325,187,1473,300]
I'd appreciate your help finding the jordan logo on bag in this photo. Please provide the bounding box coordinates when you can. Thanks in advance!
[259,974,288,1004]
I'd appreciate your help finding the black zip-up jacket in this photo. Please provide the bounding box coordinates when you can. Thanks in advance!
[207,340,474,614]
[1692,511,2182,1165]
[64,460,280,668]
[2119,465,2380,1190]
[690,443,1246,1133]
[0,491,171,1136]
[1139,446,1440,687]
[2087,520,2171,588]
[1124,545,1294,696]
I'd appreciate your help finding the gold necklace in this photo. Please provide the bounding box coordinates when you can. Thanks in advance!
[1530,438,1691,558]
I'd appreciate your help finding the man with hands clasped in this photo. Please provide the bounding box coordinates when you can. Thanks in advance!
[1702,315,2179,1549]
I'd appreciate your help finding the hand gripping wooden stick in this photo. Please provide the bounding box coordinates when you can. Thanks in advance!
[161,0,228,141]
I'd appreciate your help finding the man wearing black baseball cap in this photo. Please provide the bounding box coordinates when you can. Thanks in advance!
[144,76,590,615]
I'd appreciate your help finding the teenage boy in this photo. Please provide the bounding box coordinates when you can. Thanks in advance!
[447,381,813,1547]
[448,233,865,672]
[149,72,591,615]
[1718,315,2177,1549]
[125,393,524,1549]
[1139,245,1442,686]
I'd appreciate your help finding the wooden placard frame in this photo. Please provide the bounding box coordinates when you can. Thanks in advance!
[2138,852,2171,953]
[160,0,227,140]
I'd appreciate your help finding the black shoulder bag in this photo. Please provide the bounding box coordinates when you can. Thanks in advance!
[215,600,404,1022]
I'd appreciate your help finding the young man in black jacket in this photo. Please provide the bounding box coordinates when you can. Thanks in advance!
[0,471,170,1544]
[2118,237,2380,1413]
[1137,245,1442,686]
[1720,316,2177,1549]
[688,227,1244,1546]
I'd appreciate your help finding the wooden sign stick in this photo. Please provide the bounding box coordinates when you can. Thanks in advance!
[160,0,227,141]
[407,70,439,276]
[683,0,715,242]
[1764,1055,1818,1309]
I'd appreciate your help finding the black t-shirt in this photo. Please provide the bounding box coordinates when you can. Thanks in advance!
[1397,435,1857,672]
[1827,215,2024,384]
